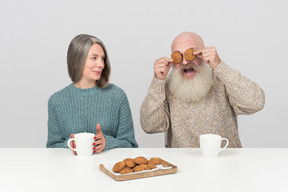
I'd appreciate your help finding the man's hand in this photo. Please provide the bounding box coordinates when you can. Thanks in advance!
[154,57,173,80]
[194,47,221,69]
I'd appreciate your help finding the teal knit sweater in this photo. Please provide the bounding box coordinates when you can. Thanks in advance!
[46,83,138,150]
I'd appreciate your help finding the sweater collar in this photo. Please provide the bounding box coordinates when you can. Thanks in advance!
[68,83,100,96]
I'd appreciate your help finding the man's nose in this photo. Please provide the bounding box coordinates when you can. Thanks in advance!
[182,57,188,65]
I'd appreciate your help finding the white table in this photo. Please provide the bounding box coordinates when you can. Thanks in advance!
[0,148,287,192]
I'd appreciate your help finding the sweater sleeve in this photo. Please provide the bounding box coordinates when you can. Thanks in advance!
[104,92,138,150]
[213,61,265,115]
[140,77,170,133]
[46,97,69,148]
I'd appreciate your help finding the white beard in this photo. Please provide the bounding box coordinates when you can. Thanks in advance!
[168,62,214,102]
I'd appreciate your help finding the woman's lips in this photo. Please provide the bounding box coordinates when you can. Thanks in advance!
[92,71,102,74]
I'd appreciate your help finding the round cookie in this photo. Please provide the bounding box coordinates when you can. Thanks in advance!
[113,161,126,173]
[123,158,136,168]
[171,51,183,64]
[133,165,145,172]
[184,48,196,62]
[133,164,148,172]
[149,157,162,165]
[147,162,157,170]
[134,156,148,165]
[119,167,134,174]
[140,164,149,170]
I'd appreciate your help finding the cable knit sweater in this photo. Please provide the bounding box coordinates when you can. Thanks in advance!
[46,83,138,150]
[140,61,265,148]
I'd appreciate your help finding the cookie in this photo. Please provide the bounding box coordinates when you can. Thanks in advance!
[140,164,149,170]
[133,165,145,172]
[112,161,126,173]
[119,167,134,174]
[133,164,148,172]
[134,156,148,165]
[184,48,196,62]
[171,51,183,64]
[147,162,157,170]
[149,157,162,165]
[124,158,136,168]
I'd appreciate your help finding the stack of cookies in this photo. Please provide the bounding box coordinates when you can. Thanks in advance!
[112,156,162,174]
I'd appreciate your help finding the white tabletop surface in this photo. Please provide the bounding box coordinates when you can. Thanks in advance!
[0,148,287,192]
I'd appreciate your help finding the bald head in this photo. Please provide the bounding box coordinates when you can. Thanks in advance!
[171,32,204,52]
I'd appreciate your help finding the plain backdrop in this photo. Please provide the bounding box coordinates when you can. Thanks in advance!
[0,0,287,148]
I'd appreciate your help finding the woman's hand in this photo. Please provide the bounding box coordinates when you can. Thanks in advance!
[70,134,77,155]
[93,123,106,153]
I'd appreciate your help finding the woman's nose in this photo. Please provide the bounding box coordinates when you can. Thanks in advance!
[97,59,105,68]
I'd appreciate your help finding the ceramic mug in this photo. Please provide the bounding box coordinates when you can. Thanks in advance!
[200,134,229,158]
[67,132,95,157]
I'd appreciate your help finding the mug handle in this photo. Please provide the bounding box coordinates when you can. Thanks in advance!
[67,138,77,151]
[219,138,229,151]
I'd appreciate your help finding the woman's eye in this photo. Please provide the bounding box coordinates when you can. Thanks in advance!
[91,57,97,60]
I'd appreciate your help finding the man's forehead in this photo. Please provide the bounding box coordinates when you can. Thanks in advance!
[172,39,197,52]
[171,32,204,52]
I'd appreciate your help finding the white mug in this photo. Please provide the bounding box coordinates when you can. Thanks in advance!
[200,134,229,158]
[67,132,95,157]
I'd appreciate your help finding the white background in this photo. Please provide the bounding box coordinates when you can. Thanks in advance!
[0,0,287,148]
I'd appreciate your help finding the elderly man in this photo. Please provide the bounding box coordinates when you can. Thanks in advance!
[140,32,265,148]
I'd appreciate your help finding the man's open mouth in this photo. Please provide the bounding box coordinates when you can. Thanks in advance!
[183,68,195,76]
[183,68,194,73]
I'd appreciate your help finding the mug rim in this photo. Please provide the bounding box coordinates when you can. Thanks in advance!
[200,133,221,138]
[74,132,95,137]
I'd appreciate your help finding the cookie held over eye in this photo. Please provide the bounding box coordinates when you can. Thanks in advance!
[113,161,126,173]
[171,51,183,64]
[184,48,196,62]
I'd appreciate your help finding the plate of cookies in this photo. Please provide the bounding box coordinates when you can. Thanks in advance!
[99,156,177,181]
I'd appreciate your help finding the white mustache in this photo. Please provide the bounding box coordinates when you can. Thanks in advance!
[176,63,199,73]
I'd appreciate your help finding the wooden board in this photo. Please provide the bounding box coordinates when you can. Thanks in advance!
[99,158,177,181]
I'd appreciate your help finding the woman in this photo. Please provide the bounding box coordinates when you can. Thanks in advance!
[46,34,138,154]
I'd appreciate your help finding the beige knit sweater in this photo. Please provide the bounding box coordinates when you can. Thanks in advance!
[140,61,265,148]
